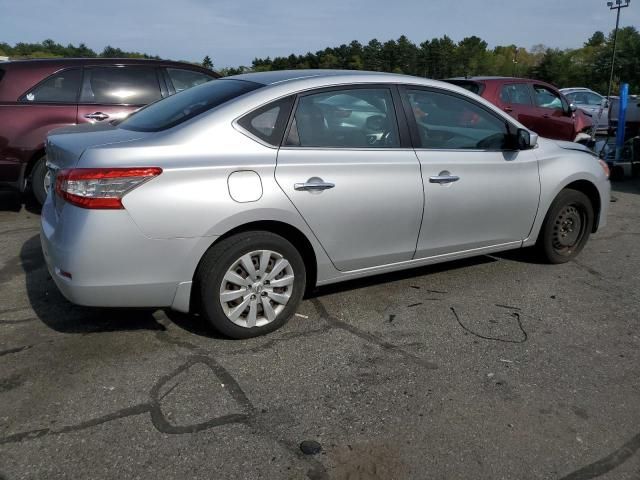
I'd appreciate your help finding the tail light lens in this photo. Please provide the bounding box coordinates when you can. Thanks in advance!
[55,167,162,209]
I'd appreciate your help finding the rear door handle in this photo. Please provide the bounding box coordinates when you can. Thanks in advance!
[429,173,460,184]
[294,181,335,191]
[84,112,110,121]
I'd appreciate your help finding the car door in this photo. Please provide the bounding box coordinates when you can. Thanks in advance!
[400,86,540,258]
[530,84,575,140]
[275,85,423,271]
[7,67,81,181]
[76,66,163,125]
[496,82,539,130]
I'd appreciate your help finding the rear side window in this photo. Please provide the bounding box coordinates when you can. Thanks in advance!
[167,68,213,93]
[20,68,81,103]
[500,84,532,105]
[0,68,5,84]
[237,96,295,146]
[285,88,400,148]
[119,79,262,132]
[81,67,161,105]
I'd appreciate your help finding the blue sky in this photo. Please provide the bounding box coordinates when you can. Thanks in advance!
[1,0,638,67]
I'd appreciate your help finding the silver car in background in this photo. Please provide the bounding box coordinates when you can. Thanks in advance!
[560,87,609,131]
[41,70,610,338]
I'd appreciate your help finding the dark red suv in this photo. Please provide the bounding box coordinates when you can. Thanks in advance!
[0,58,219,204]
[445,77,593,144]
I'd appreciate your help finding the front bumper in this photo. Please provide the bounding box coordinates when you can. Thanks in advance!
[40,197,217,311]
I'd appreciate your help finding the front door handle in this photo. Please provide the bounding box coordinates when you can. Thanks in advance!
[504,106,513,113]
[84,112,110,121]
[429,171,460,184]
[294,178,335,191]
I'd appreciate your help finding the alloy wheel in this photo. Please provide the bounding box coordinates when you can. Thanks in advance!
[219,250,295,328]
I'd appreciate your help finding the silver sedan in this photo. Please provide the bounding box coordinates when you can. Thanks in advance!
[41,70,610,338]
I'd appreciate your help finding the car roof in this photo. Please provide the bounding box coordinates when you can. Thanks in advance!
[559,87,597,93]
[447,76,523,82]
[229,69,437,86]
[2,57,220,76]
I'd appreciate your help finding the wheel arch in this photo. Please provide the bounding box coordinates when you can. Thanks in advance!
[189,220,318,312]
[562,179,601,233]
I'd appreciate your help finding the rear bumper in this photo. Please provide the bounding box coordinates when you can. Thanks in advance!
[40,197,216,312]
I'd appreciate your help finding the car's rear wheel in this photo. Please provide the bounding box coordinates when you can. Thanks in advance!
[198,231,306,339]
[537,189,594,264]
[31,156,49,206]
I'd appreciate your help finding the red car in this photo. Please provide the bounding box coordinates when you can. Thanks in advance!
[445,77,593,144]
[0,58,219,204]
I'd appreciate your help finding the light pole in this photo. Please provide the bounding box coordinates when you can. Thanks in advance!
[606,0,631,100]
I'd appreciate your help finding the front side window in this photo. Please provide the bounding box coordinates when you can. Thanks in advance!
[20,68,81,103]
[285,88,400,148]
[81,67,161,105]
[119,79,262,132]
[500,84,532,105]
[405,88,509,150]
[533,85,563,110]
[167,68,213,93]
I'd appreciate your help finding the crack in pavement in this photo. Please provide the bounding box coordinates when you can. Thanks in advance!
[0,345,33,357]
[559,431,640,480]
[310,298,439,370]
[450,306,528,344]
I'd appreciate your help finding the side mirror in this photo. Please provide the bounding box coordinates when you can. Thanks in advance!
[516,128,538,149]
[570,103,578,113]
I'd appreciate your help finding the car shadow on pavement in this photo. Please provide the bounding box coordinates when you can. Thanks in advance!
[309,255,497,298]
[20,234,167,334]
[0,189,41,214]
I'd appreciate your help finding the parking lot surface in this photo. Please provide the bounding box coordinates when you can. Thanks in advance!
[1,181,639,480]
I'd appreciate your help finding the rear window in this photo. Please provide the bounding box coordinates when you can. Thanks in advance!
[445,80,485,96]
[119,79,262,132]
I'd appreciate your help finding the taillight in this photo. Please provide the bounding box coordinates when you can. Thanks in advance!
[54,167,162,209]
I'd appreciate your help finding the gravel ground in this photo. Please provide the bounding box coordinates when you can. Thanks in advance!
[0,180,639,480]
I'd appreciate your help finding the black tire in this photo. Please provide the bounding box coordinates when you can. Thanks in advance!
[537,189,594,264]
[31,156,49,206]
[197,231,306,339]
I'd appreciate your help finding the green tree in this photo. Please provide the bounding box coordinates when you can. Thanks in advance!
[202,55,214,69]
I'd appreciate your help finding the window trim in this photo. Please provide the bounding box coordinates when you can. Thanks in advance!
[499,82,534,106]
[78,65,163,106]
[234,95,296,148]
[398,85,518,152]
[18,67,82,105]
[277,84,412,151]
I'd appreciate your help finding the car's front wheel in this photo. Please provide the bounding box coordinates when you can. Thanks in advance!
[198,231,306,339]
[537,189,594,264]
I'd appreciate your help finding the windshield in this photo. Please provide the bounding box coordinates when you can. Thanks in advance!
[119,79,263,132]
